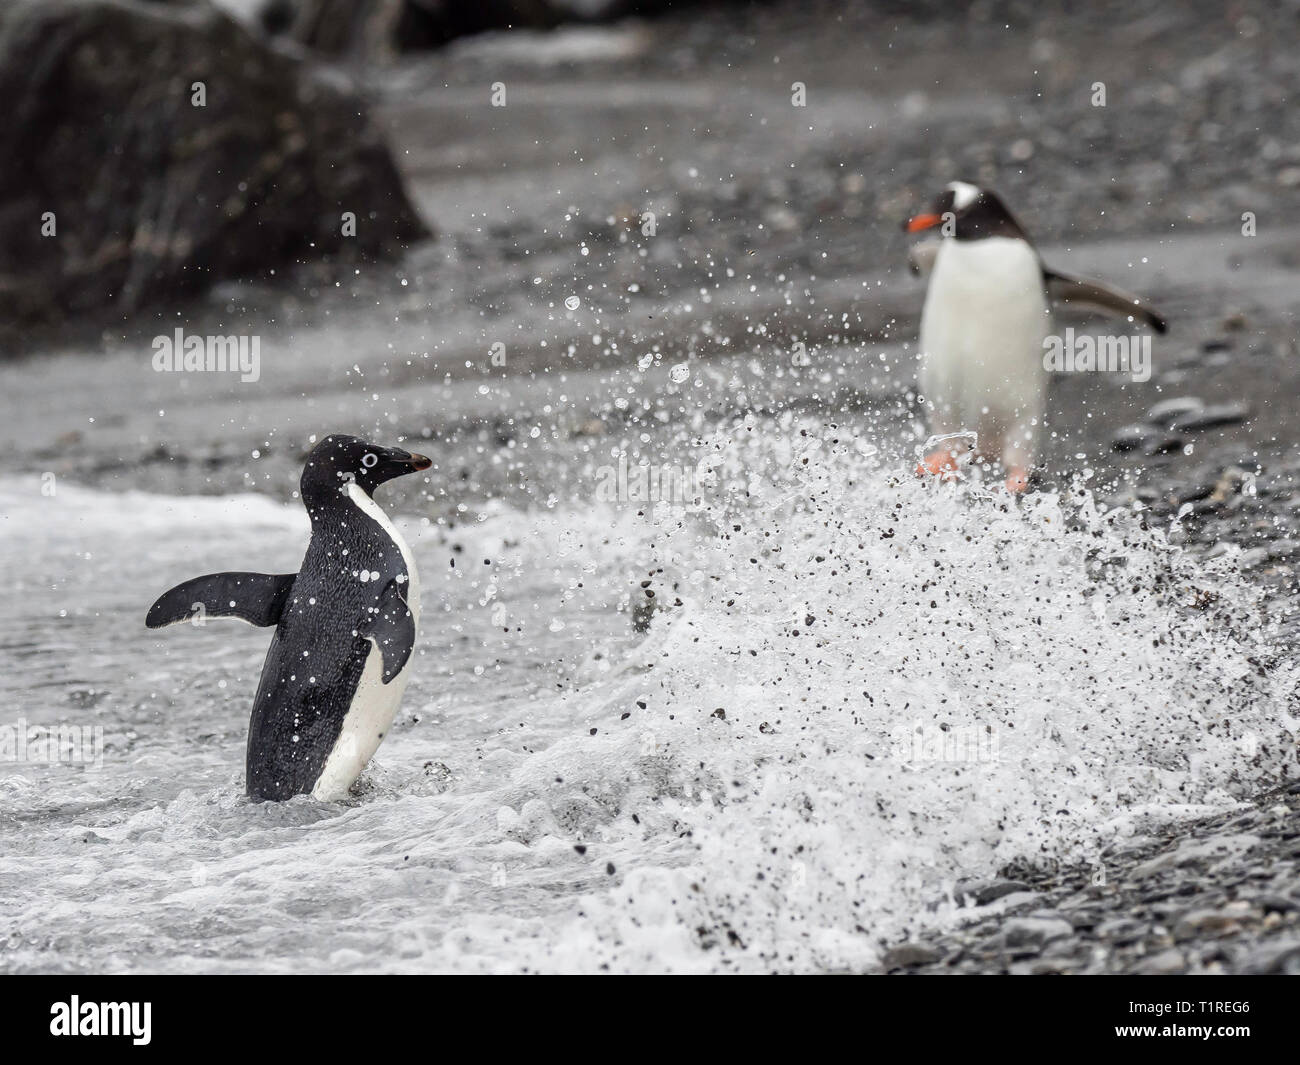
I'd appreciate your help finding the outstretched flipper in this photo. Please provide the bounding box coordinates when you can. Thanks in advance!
[1044,267,1168,333]
[146,572,296,629]
[364,578,416,684]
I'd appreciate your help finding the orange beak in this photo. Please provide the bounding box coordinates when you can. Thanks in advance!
[904,213,943,233]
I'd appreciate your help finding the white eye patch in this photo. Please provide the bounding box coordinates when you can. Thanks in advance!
[361,453,378,469]
[947,181,980,210]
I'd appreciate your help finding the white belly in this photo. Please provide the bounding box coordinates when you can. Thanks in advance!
[919,237,1050,463]
[312,485,421,801]
[311,638,411,800]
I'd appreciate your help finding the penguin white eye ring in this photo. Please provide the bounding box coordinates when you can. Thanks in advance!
[145,434,433,802]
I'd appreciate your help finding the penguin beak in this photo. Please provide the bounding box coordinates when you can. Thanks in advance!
[904,213,943,233]
[392,449,431,472]
[383,447,431,473]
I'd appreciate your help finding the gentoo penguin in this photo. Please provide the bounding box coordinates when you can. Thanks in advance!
[904,181,1167,492]
[146,435,431,801]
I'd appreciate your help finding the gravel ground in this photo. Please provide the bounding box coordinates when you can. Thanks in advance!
[877,783,1300,975]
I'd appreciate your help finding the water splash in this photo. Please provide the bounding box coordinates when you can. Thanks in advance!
[0,422,1294,972]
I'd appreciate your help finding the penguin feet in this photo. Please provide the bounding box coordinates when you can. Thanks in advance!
[915,449,963,481]
[1003,466,1030,493]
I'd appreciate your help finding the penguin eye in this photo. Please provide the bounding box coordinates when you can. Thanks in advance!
[361,453,378,469]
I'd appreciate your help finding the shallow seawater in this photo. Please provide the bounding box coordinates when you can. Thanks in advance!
[0,409,1295,973]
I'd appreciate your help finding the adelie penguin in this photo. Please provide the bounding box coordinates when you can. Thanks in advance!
[146,435,431,801]
[904,181,1167,492]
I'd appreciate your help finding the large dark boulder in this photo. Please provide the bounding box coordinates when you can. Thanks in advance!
[0,0,429,326]
[258,0,734,59]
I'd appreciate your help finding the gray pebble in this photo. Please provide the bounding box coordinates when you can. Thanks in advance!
[1146,396,1204,424]
[957,879,1031,906]
[881,942,943,969]
[1249,894,1295,914]
[1241,940,1300,975]
[1096,918,1147,945]
[1173,908,1253,941]
[1145,434,1187,455]
[1004,916,1074,952]
[1170,403,1250,432]
[1112,424,1156,451]
[1175,482,1217,505]
[1134,947,1187,974]
[1268,538,1300,560]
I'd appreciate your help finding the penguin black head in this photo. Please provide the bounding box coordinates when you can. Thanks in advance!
[300,434,432,503]
[903,181,1029,242]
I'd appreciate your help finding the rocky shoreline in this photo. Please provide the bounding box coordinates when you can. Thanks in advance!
[877,784,1300,975]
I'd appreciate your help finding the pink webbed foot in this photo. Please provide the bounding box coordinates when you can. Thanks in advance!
[914,449,963,482]
[1003,466,1030,493]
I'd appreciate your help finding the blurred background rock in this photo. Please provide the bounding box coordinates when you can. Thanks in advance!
[0,0,428,334]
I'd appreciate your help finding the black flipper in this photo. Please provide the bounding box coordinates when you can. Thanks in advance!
[146,572,296,629]
[364,578,416,684]
[1044,267,1168,333]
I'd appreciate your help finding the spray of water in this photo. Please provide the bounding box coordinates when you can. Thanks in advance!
[449,413,1297,971]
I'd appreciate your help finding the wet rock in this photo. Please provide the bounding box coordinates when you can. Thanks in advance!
[1103,835,1162,859]
[1187,496,1227,517]
[1003,916,1073,953]
[1112,424,1156,452]
[1063,909,1103,930]
[881,942,942,968]
[1250,894,1295,915]
[1012,955,1073,974]
[1267,538,1300,561]
[1241,940,1300,974]
[0,0,428,324]
[1174,482,1217,506]
[1096,917,1147,945]
[1145,434,1186,456]
[1109,424,1186,456]
[1146,396,1204,425]
[264,0,677,59]
[1170,403,1251,432]
[1134,947,1187,974]
[1238,547,1272,569]
[1172,906,1254,941]
[957,879,1031,906]
[1128,851,1178,880]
